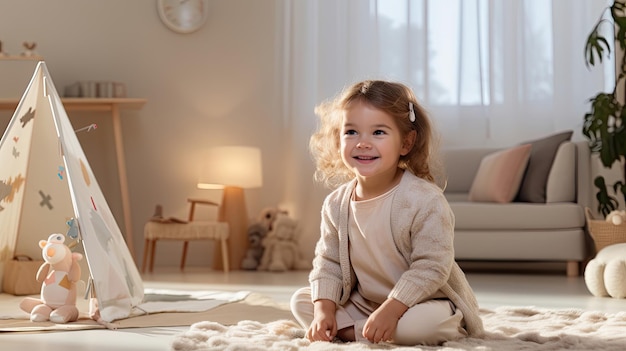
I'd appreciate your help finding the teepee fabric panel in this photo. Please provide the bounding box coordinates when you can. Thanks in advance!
[0,62,143,322]
[0,64,74,262]
[45,65,144,322]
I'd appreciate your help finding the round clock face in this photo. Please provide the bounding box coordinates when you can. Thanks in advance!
[157,0,210,34]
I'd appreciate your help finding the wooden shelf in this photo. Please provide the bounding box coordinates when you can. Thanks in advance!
[0,97,147,111]
[0,55,44,61]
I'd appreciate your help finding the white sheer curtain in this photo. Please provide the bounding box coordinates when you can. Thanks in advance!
[278,0,613,259]
[281,0,612,147]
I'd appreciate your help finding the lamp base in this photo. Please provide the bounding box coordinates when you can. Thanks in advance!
[214,186,248,271]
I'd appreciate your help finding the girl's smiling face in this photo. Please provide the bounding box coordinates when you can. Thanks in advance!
[340,101,413,190]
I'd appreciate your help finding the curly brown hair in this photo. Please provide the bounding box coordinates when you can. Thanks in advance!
[309,80,443,189]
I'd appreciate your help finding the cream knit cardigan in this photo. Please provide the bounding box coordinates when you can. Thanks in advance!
[309,170,484,337]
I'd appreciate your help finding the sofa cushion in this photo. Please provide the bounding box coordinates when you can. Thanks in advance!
[445,193,470,202]
[516,130,573,203]
[468,144,531,203]
[454,229,587,261]
[449,202,585,230]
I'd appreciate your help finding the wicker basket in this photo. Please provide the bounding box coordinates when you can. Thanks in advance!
[585,207,626,252]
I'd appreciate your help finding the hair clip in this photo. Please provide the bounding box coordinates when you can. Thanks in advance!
[408,102,416,123]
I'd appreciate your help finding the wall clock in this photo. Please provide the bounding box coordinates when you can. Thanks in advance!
[157,0,210,34]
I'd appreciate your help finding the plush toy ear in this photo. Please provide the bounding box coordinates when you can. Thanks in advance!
[39,240,47,249]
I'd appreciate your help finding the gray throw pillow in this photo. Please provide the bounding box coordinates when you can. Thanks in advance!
[515,130,573,203]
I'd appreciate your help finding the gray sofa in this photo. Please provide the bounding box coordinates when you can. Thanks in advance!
[442,141,592,276]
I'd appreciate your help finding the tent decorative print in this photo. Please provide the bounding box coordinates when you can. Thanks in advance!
[0,61,144,322]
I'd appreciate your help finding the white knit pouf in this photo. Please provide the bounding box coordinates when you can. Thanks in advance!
[584,243,626,298]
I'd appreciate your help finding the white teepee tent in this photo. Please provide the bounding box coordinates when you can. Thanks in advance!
[0,61,143,322]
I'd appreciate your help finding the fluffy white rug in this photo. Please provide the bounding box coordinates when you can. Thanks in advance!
[171,306,626,351]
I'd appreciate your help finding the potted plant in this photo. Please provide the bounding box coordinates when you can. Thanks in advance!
[583,0,626,217]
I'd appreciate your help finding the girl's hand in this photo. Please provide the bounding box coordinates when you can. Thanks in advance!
[306,299,337,342]
[363,298,408,343]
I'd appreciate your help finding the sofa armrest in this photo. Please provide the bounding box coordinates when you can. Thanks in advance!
[545,141,590,207]
[546,142,576,203]
[574,141,592,209]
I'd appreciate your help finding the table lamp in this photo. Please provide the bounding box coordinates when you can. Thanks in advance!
[198,146,263,270]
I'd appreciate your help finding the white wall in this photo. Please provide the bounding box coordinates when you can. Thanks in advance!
[0,0,297,268]
[3,1,608,273]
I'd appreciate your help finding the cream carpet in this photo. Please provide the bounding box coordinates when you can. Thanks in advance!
[0,291,291,332]
[172,306,626,351]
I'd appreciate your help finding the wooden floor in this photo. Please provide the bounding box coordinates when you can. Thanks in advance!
[2,267,625,350]
[140,267,626,313]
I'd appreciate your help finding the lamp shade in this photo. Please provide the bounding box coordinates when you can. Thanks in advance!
[197,146,263,189]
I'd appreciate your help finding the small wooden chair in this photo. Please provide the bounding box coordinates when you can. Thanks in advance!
[141,198,230,273]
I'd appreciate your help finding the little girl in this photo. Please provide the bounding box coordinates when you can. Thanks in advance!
[290,80,484,346]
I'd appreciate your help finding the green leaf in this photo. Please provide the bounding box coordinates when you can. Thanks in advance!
[585,1,626,214]
[594,177,619,216]
[585,32,610,66]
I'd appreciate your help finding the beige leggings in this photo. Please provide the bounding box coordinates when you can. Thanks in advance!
[290,287,467,346]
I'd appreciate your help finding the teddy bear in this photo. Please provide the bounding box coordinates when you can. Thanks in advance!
[19,233,83,323]
[257,213,311,272]
[584,243,626,298]
[241,222,268,270]
[605,210,626,225]
[240,207,288,270]
[257,206,288,231]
